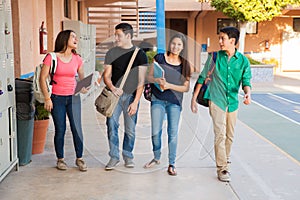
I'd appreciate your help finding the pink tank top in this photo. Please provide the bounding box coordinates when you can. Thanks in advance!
[43,53,83,95]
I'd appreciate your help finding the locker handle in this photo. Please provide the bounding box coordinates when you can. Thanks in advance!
[7,84,13,92]
[5,23,10,35]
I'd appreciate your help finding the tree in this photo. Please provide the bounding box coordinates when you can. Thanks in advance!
[205,0,300,52]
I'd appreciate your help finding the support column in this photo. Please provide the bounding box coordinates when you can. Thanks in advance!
[156,0,165,53]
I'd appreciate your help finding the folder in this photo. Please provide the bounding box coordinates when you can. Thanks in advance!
[153,61,165,92]
[74,73,93,95]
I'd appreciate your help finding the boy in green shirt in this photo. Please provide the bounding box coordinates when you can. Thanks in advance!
[191,26,252,182]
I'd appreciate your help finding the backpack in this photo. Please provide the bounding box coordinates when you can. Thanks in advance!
[33,52,57,103]
[193,51,217,107]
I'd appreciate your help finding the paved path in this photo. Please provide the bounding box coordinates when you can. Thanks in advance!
[0,73,300,199]
[239,75,300,163]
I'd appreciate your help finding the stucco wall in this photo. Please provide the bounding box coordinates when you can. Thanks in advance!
[12,0,85,78]
[196,11,296,72]
[16,0,47,76]
[196,12,293,52]
[13,0,49,77]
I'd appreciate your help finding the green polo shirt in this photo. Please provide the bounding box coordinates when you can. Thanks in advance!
[197,50,252,112]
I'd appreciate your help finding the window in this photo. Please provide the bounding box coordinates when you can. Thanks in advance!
[64,0,70,19]
[217,18,258,34]
[245,22,258,34]
[78,1,81,21]
[293,18,300,32]
[217,18,238,34]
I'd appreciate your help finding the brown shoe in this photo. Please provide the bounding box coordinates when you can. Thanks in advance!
[76,158,87,172]
[57,159,67,170]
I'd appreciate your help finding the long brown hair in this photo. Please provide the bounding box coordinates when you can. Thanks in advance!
[54,30,77,54]
[166,33,191,81]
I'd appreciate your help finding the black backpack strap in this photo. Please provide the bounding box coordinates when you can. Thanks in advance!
[212,51,217,63]
[207,51,217,77]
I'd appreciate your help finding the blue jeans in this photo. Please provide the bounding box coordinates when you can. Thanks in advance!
[51,94,83,159]
[151,95,182,165]
[106,93,139,161]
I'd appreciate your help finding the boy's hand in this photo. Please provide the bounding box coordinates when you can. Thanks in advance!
[243,93,251,105]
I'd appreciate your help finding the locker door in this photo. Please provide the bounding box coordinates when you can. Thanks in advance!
[6,53,15,108]
[0,0,5,55]
[0,54,8,109]
[8,106,17,162]
[0,109,10,173]
[4,0,13,54]
[79,22,85,57]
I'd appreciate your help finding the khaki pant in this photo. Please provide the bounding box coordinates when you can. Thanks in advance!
[209,101,237,173]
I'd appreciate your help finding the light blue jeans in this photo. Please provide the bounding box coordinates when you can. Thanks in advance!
[151,95,182,165]
[106,93,139,161]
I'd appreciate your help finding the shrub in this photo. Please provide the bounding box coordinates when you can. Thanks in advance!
[246,56,263,65]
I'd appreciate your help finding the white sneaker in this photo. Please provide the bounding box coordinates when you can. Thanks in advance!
[218,170,231,182]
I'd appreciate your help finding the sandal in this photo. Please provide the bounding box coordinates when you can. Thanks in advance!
[167,165,177,176]
[144,159,160,168]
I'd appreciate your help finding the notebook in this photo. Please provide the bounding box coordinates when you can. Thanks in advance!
[74,73,93,95]
[153,61,165,92]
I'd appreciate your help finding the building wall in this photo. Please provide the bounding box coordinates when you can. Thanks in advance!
[12,0,47,77]
[10,0,300,76]
[195,11,298,72]
[11,0,88,78]
[199,12,293,53]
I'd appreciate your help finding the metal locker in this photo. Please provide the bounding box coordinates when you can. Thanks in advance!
[0,0,18,183]
[0,0,5,55]
[4,0,13,54]
[0,54,7,109]
[90,25,96,75]
[0,109,10,175]
[6,53,15,108]
[79,22,84,57]
[8,106,17,164]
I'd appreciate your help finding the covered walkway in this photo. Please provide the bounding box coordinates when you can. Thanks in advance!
[0,73,300,199]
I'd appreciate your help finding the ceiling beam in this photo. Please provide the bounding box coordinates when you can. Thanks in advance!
[84,0,137,7]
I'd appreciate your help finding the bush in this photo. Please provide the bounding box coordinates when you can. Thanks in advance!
[262,58,278,67]
[246,56,263,65]
[146,50,157,64]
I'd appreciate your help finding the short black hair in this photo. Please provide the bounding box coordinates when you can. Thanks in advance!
[220,26,240,45]
[115,23,133,39]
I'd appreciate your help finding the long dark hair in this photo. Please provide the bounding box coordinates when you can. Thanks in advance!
[166,33,191,81]
[54,30,77,54]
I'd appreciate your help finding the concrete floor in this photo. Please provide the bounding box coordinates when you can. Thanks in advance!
[0,73,300,200]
